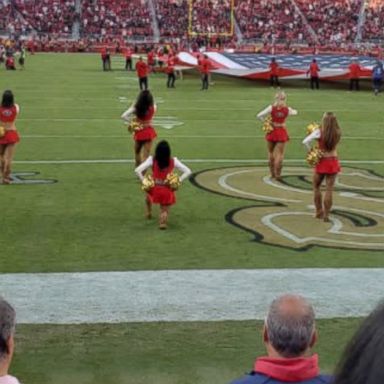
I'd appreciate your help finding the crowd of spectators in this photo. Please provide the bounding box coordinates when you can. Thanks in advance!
[295,0,362,44]
[362,0,384,42]
[154,0,188,39]
[81,0,153,39]
[0,3,11,33]
[190,0,232,35]
[13,0,76,36]
[2,0,384,47]
[235,0,310,43]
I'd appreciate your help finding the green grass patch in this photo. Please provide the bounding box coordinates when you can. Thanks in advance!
[12,318,360,384]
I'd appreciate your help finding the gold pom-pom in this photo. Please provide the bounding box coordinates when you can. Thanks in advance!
[0,126,5,138]
[262,115,273,134]
[165,173,181,191]
[306,146,324,167]
[141,174,155,192]
[306,122,320,135]
[127,118,144,133]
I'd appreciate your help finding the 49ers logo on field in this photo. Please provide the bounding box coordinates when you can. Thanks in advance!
[191,165,384,251]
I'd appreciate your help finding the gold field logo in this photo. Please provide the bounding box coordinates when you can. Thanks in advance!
[191,166,384,251]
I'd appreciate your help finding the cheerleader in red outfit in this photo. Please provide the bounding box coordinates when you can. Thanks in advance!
[257,91,298,180]
[134,140,191,229]
[303,112,341,222]
[121,90,157,167]
[0,90,20,184]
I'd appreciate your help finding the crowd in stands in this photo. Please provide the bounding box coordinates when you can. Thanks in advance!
[155,0,188,39]
[296,0,362,44]
[81,0,153,39]
[190,0,232,35]
[235,0,310,43]
[12,0,76,35]
[1,0,384,49]
[363,0,384,42]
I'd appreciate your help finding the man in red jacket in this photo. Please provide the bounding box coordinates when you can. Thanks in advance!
[136,57,149,90]
[307,59,321,89]
[229,294,331,384]
[200,55,210,90]
[166,55,176,88]
[348,60,361,91]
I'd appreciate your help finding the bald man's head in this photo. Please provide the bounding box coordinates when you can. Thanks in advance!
[265,294,316,358]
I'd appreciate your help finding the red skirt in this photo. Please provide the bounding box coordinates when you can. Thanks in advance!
[0,130,20,145]
[134,126,157,142]
[315,157,341,175]
[266,127,289,142]
[148,185,176,206]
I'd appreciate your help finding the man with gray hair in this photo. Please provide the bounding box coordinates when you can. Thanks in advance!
[0,297,20,384]
[230,294,331,384]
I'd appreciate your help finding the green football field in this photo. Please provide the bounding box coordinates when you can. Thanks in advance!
[0,53,383,384]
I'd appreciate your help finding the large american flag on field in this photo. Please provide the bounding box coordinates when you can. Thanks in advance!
[178,51,378,80]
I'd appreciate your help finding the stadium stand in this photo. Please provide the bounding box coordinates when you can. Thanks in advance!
[1,0,383,51]
[295,0,362,44]
[13,0,76,35]
[235,0,310,43]
[81,0,153,39]
[190,0,232,35]
[362,0,384,42]
[154,0,188,39]
[0,3,12,34]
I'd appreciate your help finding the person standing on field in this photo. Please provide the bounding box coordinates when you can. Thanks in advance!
[136,57,149,91]
[307,59,320,89]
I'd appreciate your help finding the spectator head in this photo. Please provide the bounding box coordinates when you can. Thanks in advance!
[204,54,208,59]
[0,297,16,363]
[264,294,317,358]
[1,90,14,108]
[312,58,317,63]
[333,301,384,384]
[271,57,276,62]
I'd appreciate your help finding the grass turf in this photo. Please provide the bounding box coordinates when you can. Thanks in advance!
[0,53,382,383]
[0,53,383,271]
[12,318,361,384]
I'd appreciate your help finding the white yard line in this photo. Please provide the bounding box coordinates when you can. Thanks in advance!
[13,159,384,165]
[0,269,383,324]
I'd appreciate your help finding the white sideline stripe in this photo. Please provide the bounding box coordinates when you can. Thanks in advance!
[1,269,383,324]
[20,135,384,141]
[13,159,384,165]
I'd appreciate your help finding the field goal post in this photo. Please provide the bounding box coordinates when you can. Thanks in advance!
[188,0,235,37]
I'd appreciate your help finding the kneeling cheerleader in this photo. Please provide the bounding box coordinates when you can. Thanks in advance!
[134,140,192,229]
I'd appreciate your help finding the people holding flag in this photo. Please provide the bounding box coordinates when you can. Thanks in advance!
[307,59,320,89]
[372,60,383,95]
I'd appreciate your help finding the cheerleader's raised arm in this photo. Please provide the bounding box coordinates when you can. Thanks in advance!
[134,140,192,230]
